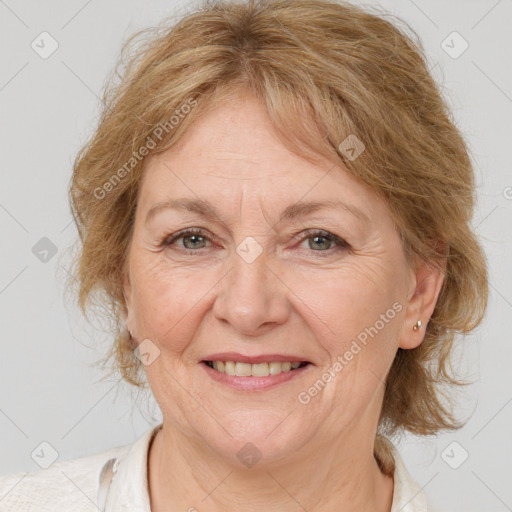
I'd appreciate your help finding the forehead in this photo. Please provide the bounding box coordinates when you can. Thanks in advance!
[137,94,387,224]
[145,93,323,181]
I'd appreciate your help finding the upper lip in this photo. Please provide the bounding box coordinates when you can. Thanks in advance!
[202,352,311,364]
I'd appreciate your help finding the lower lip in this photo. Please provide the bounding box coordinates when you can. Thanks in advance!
[200,362,311,391]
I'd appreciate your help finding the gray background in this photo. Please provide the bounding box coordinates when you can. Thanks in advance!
[0,1,511,510]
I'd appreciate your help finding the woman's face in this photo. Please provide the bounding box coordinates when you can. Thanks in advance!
[124,93,431,466]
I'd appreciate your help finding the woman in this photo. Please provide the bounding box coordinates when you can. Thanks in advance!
[0,0,487,510]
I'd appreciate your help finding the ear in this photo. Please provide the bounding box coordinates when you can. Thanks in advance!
[399,256,446,349]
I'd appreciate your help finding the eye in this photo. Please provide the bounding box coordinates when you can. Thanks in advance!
[163,228,211,252]
[297,229,350,254]
[162,227,350,256]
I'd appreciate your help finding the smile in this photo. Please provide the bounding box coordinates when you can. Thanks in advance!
[201,360,312,391]
[203,360,310,377]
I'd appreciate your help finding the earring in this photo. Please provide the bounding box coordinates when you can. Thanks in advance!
[129,329,133,338]
[412,320,422,332]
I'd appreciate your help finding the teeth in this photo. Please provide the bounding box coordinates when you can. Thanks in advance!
[250,363,269,377]
[235,362,252,377]
[269,362,282,375]
[208,360,306,377]
[225,361,236,376]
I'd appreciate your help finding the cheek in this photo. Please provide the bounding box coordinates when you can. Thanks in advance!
[293,258,402,341]
[287,255,405,405]
[292,266,403,414]
[129,252,221,354]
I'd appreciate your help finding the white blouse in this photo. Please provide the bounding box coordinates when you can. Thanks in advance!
[0,424,429,511]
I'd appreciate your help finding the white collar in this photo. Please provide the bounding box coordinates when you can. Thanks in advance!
[388,442,428,511]
[101,424,161,511]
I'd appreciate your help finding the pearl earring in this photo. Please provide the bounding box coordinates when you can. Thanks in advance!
[412,320,422,332]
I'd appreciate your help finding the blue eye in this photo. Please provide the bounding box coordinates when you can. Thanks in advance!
[164,228,210,251]
[298,229,350,254]
[163,228,350,256]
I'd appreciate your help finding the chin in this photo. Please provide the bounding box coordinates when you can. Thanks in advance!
[199,410,313,468]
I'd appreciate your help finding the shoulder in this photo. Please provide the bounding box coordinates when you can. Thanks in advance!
[0,443,130,512]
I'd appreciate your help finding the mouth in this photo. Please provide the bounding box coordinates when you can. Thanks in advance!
[202,360,311,377]
[200,358,313,391]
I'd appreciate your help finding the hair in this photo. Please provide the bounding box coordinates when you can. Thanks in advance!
[68,0,488,474]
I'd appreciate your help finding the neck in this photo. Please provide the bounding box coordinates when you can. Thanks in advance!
[147,423,394,512]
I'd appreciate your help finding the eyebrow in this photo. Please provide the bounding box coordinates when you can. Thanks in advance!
[144,197,370,227]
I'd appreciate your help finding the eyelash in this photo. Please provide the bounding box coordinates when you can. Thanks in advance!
[162,228,350,257]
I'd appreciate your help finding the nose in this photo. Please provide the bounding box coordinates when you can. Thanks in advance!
[212,246,290,336]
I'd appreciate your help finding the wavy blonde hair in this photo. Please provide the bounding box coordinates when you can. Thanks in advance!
[68,0,488,474]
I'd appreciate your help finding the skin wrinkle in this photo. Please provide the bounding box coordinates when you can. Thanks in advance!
[123,93,444,512]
